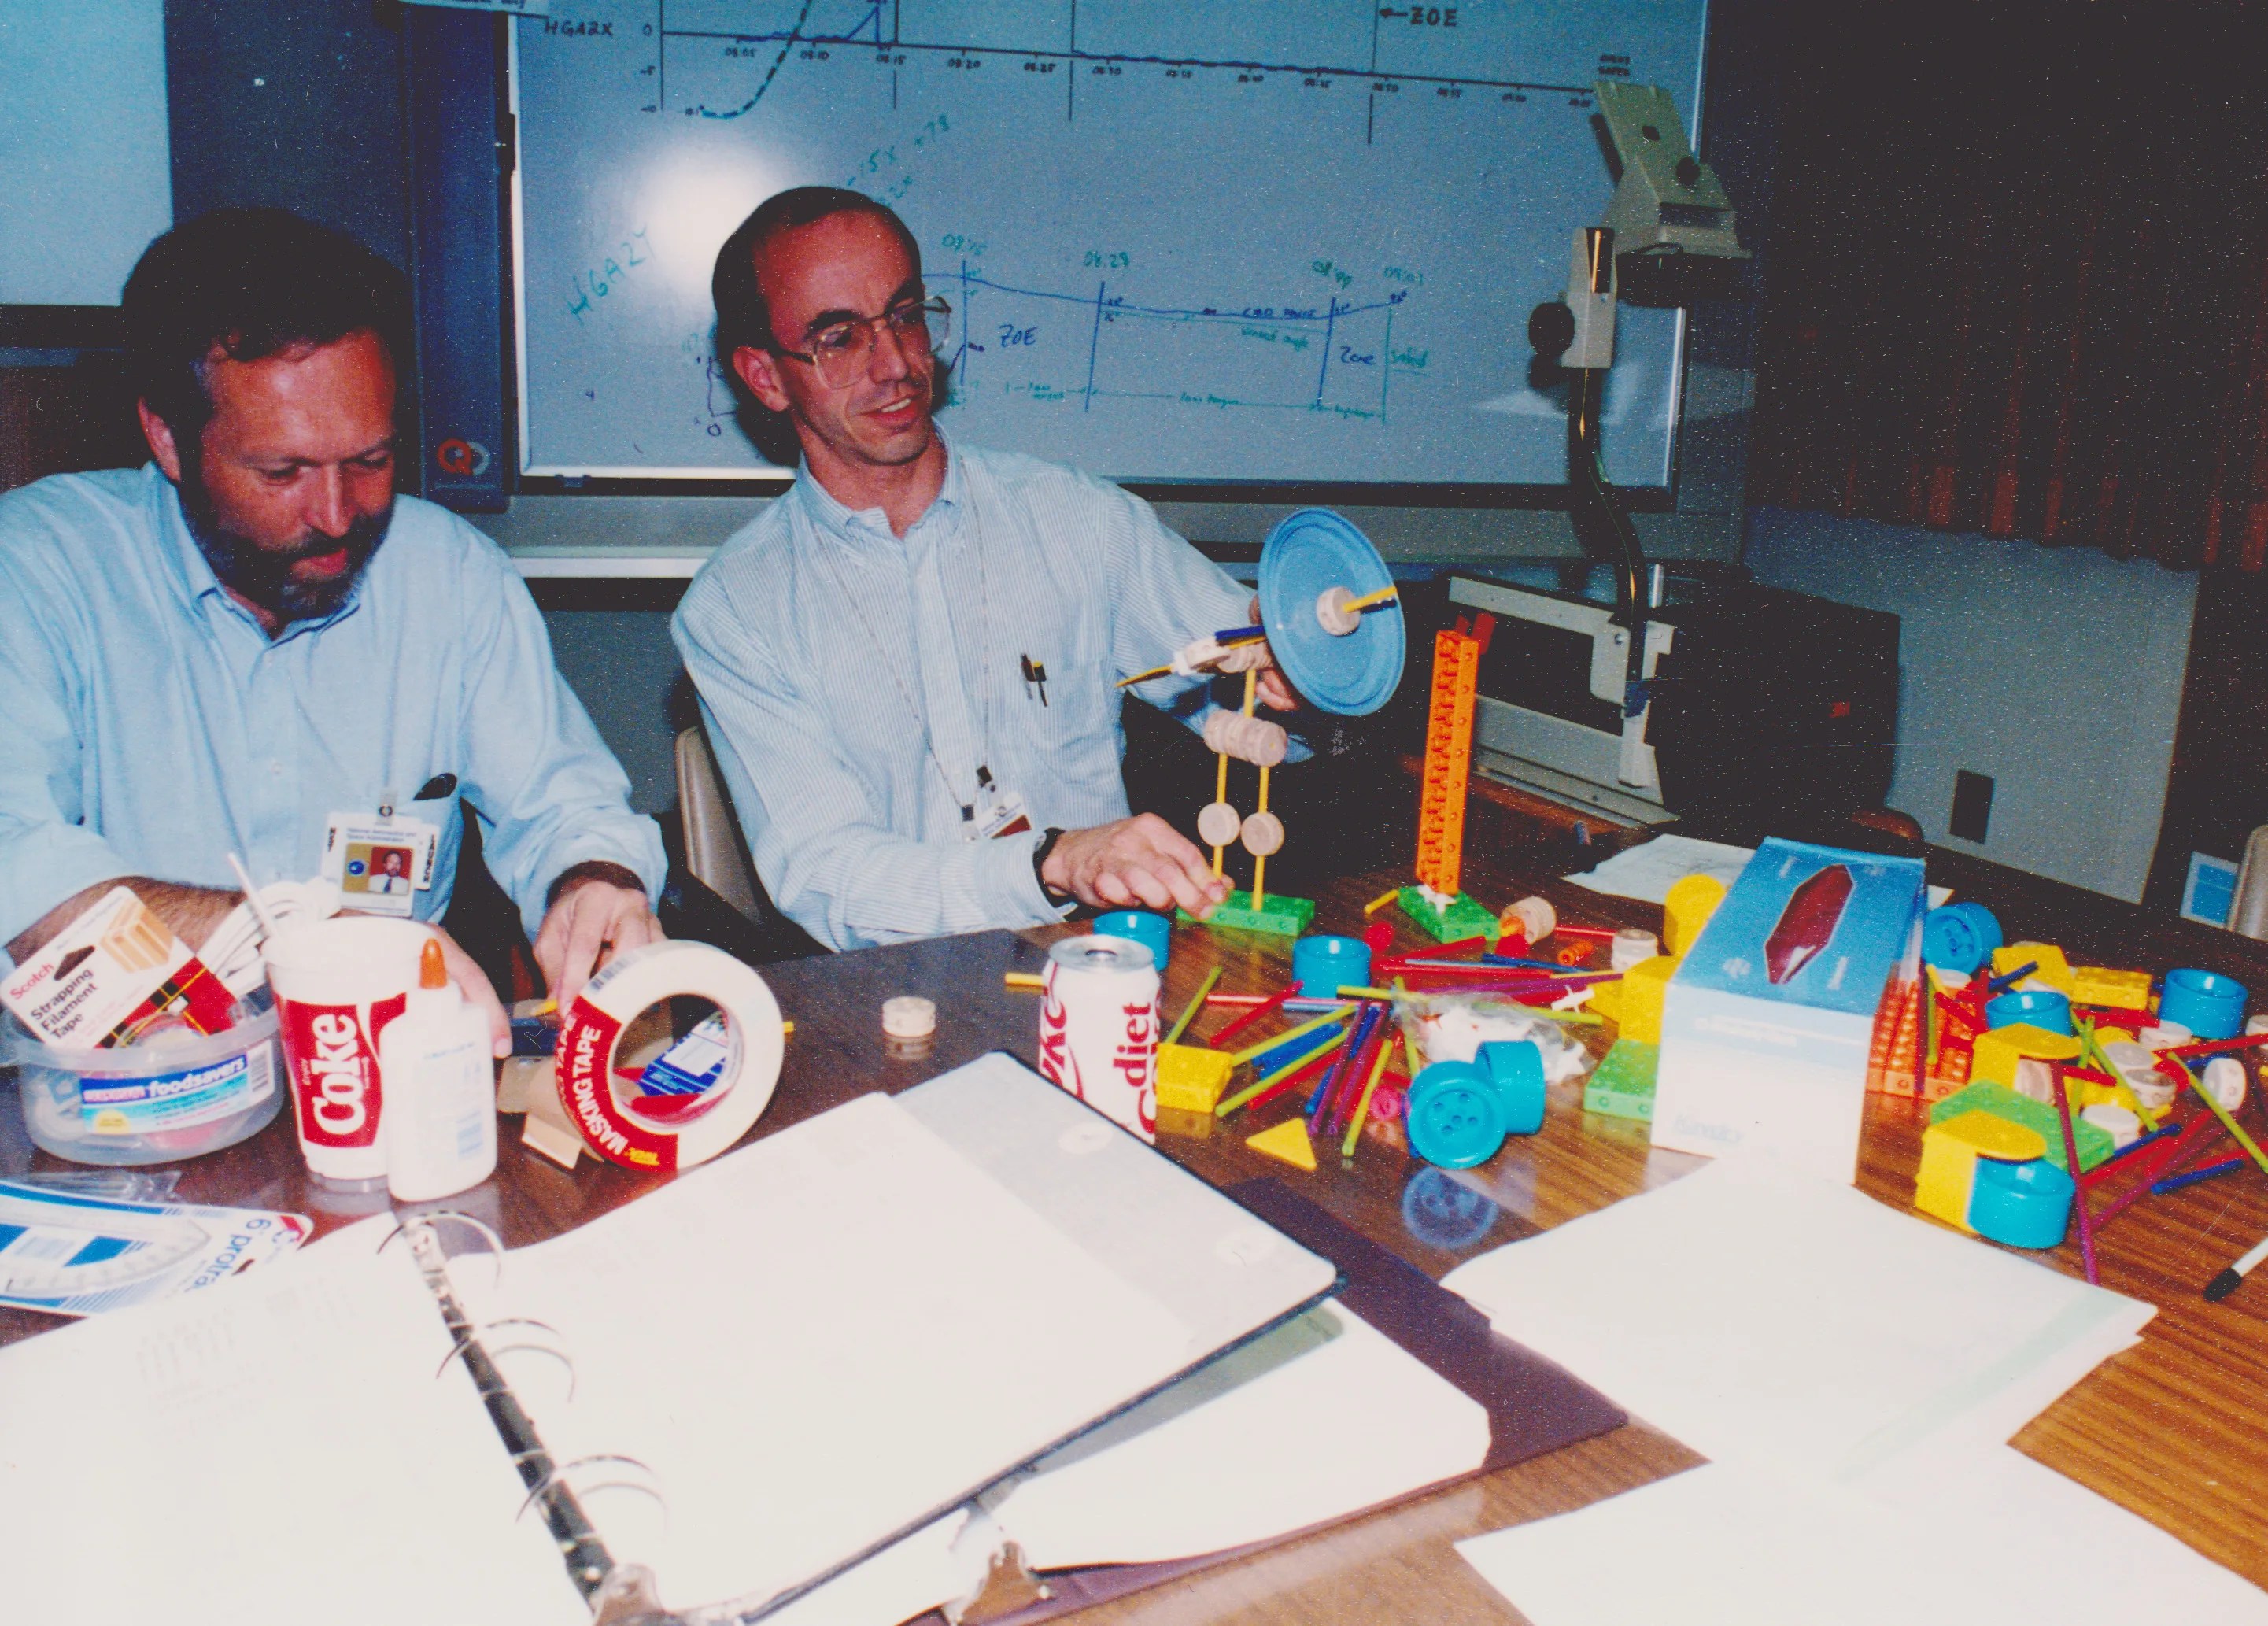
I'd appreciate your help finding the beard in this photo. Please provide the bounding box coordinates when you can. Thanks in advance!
[176,458,392,626]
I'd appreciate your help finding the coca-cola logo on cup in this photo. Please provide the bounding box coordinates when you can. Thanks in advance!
[279,996,403,1149]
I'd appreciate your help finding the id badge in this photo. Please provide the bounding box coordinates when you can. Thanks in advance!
[321,811,441,917]
[973,785,1034,842]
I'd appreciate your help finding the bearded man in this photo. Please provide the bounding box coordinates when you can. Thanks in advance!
[0,209,664,1044]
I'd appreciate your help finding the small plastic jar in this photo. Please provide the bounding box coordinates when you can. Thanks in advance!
[6,992,285,1166]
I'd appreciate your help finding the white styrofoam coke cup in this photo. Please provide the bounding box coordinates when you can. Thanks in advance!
[265,916,431,1186]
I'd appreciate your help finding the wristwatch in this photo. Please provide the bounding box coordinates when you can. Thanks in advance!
[1032,827,1077,910]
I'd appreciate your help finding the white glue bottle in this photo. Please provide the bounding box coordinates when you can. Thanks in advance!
[380,938,498,1202]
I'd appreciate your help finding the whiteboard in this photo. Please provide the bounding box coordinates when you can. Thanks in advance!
[0,0,171,306]
[510,1,1707,488]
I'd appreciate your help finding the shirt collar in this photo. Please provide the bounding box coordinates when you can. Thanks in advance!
[144,462,368,641]
[790,431,965,549]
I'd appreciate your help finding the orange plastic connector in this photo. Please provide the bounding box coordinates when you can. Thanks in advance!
[1415,630,1481,897]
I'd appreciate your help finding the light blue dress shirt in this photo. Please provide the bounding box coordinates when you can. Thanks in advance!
[672,440,1254,952]
[0,466,665,963]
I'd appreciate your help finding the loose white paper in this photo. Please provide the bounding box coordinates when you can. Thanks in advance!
[1566,835,1952,909]
[1441,1156,2153,1480]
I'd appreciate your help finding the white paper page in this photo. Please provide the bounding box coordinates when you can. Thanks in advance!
[463,1092,1192,1616]
[1565,836,1951,908]
[0,1216,580,1626]
[1457,1452,2268,1626]
[1440,1156,2153,1479]
[1564,836,1759,904]
[760,1510,990,1626]
[993,1299,1490,1569]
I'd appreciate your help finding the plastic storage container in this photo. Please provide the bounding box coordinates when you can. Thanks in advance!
[6,992,285,1165]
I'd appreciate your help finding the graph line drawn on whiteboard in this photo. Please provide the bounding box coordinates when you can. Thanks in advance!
[931,260,1419,427]
[658,0,1592,126]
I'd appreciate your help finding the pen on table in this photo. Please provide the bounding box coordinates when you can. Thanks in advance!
[2205,1227,2268,1303]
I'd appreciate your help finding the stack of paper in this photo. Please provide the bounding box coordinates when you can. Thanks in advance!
[1457,1450,2268,1626]
[1440,1155,2152,1479]
[1442,1156,2268,1622]
[1565,834,1953,909]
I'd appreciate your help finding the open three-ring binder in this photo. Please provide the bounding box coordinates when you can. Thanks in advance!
[0,1055,1346,1625]
[1,1052,1627,1626]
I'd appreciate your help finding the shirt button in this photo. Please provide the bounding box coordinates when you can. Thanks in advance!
[269,762,283,776]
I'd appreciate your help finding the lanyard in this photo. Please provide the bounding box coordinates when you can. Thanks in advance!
[808,494,995,828]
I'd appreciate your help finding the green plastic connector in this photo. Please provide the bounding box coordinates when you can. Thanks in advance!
[1585,1039,1659,1122]
[1397,886,1499,946]
[1928,1080,2113,1173]
[1179,889,1316,937]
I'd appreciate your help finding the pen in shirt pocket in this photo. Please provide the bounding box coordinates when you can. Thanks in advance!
[1020,656,1048,707]
[414,774,458,800]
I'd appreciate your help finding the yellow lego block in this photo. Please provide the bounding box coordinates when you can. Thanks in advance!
[1991,942,2074,997]
[1662,874,1728,957]
[2071,966,2154,1010]
[1915,1110,2049,1231]
[1155,1044,1236,1114]
[1246,1115,1317,1172]
[1971,1023,2083,1088]
[1616,955,1681,1046]
[1590,977,1626,1024]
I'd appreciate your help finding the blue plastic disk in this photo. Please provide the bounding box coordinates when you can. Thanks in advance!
[1406,1060,1507,1170]
[1257,508,1405,716]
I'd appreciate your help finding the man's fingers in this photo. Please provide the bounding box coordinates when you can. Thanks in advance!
[1257,668,1298,711]
[553,894,614,1012]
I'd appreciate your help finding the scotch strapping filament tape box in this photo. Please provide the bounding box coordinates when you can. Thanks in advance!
[553,942,784,1171]
[1652,839,1927,1184]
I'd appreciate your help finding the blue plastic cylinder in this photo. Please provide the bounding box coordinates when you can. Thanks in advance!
[1922,902,2003,976]
[1092,910,1170,972]
[1476,1040,1548,1136]
[1291,934,1372,997]
[1405,1060,1508,1169]
[2159,969,2248,1041]
[1968,1155,2074,1250]
[1984,988,2074,1037]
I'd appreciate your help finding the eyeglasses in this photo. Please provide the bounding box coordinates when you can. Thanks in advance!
[773,297,951,388]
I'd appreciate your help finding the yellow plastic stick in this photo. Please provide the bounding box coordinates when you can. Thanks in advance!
[1397,978,1423,1077]
[1253,761,1273,907]
[1210,746,1230,877]
[1340,1030,1398,1160]
[1362,889,1402,915]
[1341,584,1401,614]
[1224,1009,1347,1067]
[2185,1071,2268,1178]
[1215,1029,1348,1117]
[1163,966,1221,1048]
[1004,971,1043,990]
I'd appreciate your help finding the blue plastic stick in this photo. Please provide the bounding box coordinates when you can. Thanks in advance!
[2152,1156,2249,1195]
[1985,960,2041,996]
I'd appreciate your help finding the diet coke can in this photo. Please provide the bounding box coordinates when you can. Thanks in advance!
[1037,936,1159,1141]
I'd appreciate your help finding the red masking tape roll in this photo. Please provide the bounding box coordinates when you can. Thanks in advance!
[553,942,783,1171]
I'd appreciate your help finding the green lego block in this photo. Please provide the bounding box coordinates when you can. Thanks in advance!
[1179,889,1316,937]
[1929,1080,2111,1173]
[1397,886,1499,946]
[1585,1040,1659,1122]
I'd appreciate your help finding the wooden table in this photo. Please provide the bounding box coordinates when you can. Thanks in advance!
[6,846,2266,1622]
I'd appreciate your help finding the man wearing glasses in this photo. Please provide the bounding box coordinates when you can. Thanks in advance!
[675,187,1294,951]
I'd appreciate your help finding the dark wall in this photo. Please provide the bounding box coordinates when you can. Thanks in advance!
[164,0,412,269]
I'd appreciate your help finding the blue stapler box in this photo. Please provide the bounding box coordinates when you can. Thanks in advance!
[1652,839,1926,1183]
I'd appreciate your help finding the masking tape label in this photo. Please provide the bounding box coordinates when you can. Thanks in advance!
[554,942,784,1172]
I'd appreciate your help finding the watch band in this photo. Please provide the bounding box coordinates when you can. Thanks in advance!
[1032,826,1076,909]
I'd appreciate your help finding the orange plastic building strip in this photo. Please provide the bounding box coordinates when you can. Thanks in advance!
[1416,629,1481,897]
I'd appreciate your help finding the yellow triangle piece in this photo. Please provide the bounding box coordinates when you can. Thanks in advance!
[1246,1116,1317,1172]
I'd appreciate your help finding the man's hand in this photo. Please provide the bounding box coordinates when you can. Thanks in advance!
[427,924,513,1059]
[1043,815,1232,918]
[535,862,663,1013]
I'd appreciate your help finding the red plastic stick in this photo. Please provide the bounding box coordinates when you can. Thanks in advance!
[1234,1048,1341,1115]
[2164,1032,2268,1062]
[1207,985,1293,1048]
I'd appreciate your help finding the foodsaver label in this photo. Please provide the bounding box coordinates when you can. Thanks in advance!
[79,1042,276,1135]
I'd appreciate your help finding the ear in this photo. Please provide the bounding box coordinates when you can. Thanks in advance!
[138,401,185,483]
[731,345,794,415]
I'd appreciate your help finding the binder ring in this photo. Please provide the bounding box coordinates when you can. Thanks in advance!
[379,1210,507,1288]
[516,1454,667,1530]
[438,1316,578,1401]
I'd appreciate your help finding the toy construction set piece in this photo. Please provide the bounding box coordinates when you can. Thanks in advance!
[1400,613,1500,945]
[1171,509,1405,937]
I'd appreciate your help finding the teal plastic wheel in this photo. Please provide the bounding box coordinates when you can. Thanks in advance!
[1257,508,1405,716]
[1406,1060,1509,1170]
